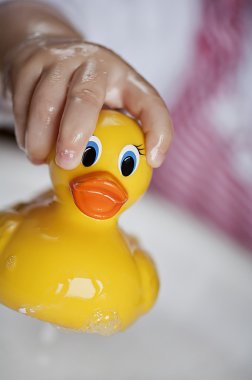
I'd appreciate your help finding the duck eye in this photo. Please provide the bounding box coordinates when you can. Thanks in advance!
[118,145,140,177]
[82,136,102,167]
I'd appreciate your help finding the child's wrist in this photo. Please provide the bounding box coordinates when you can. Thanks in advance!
[0,1,83,70]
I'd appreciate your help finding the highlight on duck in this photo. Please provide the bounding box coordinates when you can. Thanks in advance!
[0,110,159,335]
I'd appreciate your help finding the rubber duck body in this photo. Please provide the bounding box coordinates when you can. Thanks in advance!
[0,110,159,335]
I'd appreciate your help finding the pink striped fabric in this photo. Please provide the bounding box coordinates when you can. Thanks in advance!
[152,0,252,250]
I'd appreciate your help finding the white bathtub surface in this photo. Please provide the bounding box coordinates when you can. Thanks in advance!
[0,134,252,380]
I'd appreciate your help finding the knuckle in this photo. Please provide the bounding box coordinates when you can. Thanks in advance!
[69,88,102,107]
[46,63,64,83]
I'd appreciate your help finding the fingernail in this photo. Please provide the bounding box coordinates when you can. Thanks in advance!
[148,134,166,168]
[19,143,26,153]
[148,147,165,168]
[55,149,79,170]
[15,126,25,151]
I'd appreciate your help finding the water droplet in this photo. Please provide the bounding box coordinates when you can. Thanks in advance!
[6,255,16,271]
[85,309,121,335]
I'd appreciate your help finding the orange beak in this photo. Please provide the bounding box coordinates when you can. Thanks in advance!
[69,172,128,220]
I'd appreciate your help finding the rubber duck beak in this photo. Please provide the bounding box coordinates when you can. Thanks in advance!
[69,172,128,220]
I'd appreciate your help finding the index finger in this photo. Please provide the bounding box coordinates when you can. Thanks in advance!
[55,60,107,169]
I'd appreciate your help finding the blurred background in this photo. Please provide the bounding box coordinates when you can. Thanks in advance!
[0,0,252,379]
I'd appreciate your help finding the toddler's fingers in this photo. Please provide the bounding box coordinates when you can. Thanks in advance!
[123,72,173,168]
[25,63,74,163]
[11,60,43,149]
[56,60,107,170]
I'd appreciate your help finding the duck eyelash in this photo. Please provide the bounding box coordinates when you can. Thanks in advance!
[134,144,145,156]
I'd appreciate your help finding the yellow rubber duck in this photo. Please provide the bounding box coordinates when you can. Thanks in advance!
[0,110,159,335]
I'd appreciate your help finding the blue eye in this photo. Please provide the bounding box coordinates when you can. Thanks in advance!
[118,145,140,176]
[82,136,102,167]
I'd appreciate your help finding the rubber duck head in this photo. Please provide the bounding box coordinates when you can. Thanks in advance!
[49,110,152,221]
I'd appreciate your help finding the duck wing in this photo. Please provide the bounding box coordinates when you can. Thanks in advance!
[0,190,55,253]
[0,209,22,253]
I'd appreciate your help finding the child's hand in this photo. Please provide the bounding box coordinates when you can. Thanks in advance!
[5,37,172,169]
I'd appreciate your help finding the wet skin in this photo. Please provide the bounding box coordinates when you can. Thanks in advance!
[0,1,173,170]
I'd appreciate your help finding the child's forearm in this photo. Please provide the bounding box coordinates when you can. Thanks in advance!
[0,1,82,69]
